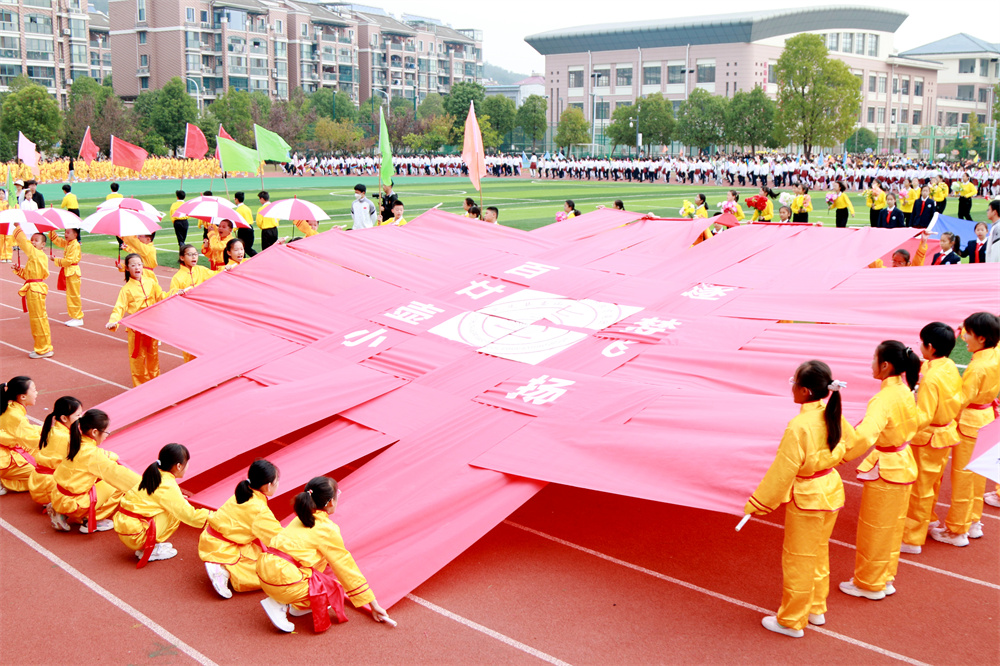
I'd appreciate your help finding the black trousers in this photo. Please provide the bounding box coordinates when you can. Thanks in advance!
[936,199,946,214]
[792,213,808,223]
[957,196,972,221]
[869,208,880,227]
[173,219,188,247]
[260,227,278,251]
[835,208,849,228]
[237,227,257,256]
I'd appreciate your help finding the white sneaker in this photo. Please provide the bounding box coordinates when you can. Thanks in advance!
[808,613,825,626]
[930,529,969,547]
[899,542,921,554]
[65,319,84,327]
[47,505,71,532]
[205,562,232,599]
[984,492,1000,508]
[79,518,114,533]
[261,597,294,632]
[928,520,943,532]
[135,550,144,559]
[28,351,54,359]
[884,581,896,596]
[761,616,803,638]
[148,543,178,562]
[839,581,886,600]
[288,605,312,617]
[968,522,983,539]
[0,486,6,496]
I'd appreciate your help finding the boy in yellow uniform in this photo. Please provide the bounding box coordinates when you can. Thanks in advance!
[955,175,977,221]
[11,226,53,358]
[233,192,257,257]
[381,199,407,226]
[60,184,80,217]
[49,228,84,325]
[256,191,279,250]
[169,190,188,248]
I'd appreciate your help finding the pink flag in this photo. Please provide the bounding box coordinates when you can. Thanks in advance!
[78,126,99,165]
[17,132,39,178]
[215,124,233,162]
[184,123,209,160]
[110,135,148,173]
[461,101,486,192]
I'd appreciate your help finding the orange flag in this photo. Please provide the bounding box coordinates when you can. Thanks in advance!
[461,101,486,192]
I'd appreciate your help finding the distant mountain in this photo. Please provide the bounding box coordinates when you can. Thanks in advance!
[484,62,528,85]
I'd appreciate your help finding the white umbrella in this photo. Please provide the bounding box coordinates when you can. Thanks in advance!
[0,208,60,235]
[39,207,83,228]
[258,197,330,221]
[174,197,249,228]
[97,197,163,218]
[81,208,162,236]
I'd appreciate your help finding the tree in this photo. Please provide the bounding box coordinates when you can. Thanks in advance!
[333,91,358,123]
[554,108,589,152]
[774,33,861,159]
[390,95,415,118]
[475,113,502,150]
[605,102,637,155]
[207,88,255,144]
[312,117,365,153]
[268,87,315,149]
[417,92,445,120]
[306,88,333,120]
[92,95,144,153]
[131,89,161,137]
[725,86,776,152]
[443,81,486,130]
[149,77,198,154]
[675,88,728,152]
[0,77,62,160]
[63,77,114,157]
[634,93,674,148]
[515,94,547,149]
[844,127,878,153]
[403,113,455,152]
[481,94,516,138]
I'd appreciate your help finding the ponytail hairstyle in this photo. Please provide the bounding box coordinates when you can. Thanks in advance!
[836,181,847,193]
[223,238,243,264]
[728,190,740,202]
[940,231,960,249]
[123,252,142,282]
[696,193,707,207]
[875,340,921,390]
[39,396,82,451]
[235,459,279,504]
[794,361,842,450]
[72,408,109,461]
[0,376,32,414]
[293,476,337,528]
[138,443,190,495]
[761,187,778,199]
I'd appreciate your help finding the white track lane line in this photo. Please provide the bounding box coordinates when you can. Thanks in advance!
[404,594,571,666]
[503,521,932,666]
[0,517,218,666]
[0,339,131,390]
[842,478,999,522]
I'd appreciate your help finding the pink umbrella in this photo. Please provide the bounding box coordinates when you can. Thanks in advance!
[258,197,330,222]
[40,207,83,229]
[97,197,163,218]
[0,208,61,235]
[81,207,162,236]
[174,197,250,228]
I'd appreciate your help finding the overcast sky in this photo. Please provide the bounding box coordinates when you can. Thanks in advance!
[375,0,998,75]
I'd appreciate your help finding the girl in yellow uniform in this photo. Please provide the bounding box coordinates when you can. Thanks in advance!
[50,409,140,533]
[256,476,392,633]
[746,361,854,638]
[27,396,82,507]
[293,219,319,237]
[752,187,778,222]
[841,341,919,600]
[831,182,855,228]
[199,460,282,598]
[790,185,813,223]
[119,235,157,273]
[0,376,40,494]
[900,178,920,226]
[955,174,976,221]
[113,443,210,567]
[900,324,963,553]
[930,176,948,214]
[167,245,221,297]
[0,188,12,261]
[202,220,234,270]
[864,183,887,228]
[107,254,165,387]
[49,228,84,325]
[930,312,1000,546]
[224,238,247,267]
[694,194,709,218]
[724,190,745,222]
[11,226,53,358]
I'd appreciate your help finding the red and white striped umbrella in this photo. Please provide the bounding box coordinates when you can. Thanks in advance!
[97,197,164,218]
[81,208,162,236]
[258,197,330,222]
[174,197,249,227]
[40,207,83,228]
[0,208,61,235]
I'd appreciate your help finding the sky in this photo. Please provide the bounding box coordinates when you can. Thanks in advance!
[374,0,999,75]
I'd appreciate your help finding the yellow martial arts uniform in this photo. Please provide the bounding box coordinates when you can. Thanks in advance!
[51,436,139,524]
[106,192,123,201]
[120,236,158,271]
[0,198,12,261]
[255,211,277,230]
[202,227,231,270]
[257,510,375,612]
[226,257,247,268]
[108,275,165,386]
[746,401,854,631]
[752,200,774,222]
[167,265,219,297]
[60,192,79,212]
[943,347,999,533]
[12,228,52,355]
[0,401,40,492]
[379,217,408,226]
[27,420,71,505]
[49,232,83,321]
[845,376,918,592]
[695,205,708,219]
[903,358,962,546]
[114,471,210,551]
[198,489,282,592]
[293,220,318,237]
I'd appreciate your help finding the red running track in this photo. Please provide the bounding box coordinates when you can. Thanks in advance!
[1,253,998,665]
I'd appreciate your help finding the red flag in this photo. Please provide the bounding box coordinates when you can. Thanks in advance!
[184,123,209,160]
[461,101,486,192]
[215,124,234,162]
[110,135,148,173]
[78,126,99,165]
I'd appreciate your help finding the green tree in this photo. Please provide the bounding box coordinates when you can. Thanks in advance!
[443,81,486,130]
[725,86,776,152]
[0,77,62,160]
[475,112,502,150]
[312,117,365,152]
[333,91,358,123]
[481,94,516,138]
[207,88,255,144]
[149,77,198,154]
[554,107,589,151]
[390,95,415,117]
[92,95,144,153]
[63,77,114,157]
[774,34,861,159]
[417,92,445,120]
[306,88,333,120]
[844,127,878,153]
[634,93,674,147]
[675,88,728,152]
[403,113,455,152]
[132,89,161,136]
[268,87,315,148]
[605,102,637,155]
[515,94,547,149]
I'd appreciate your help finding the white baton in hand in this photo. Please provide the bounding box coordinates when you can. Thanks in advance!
[735,514,752,532]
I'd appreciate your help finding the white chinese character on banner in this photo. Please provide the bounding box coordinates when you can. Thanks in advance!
[681,283,735,301]
[455,280,506,300]
[504,261,559,279]
[601,340,636,358]
[624,317,681,335]
[505,375,575,405]
[383,301,444,325]
[342,328,388,348]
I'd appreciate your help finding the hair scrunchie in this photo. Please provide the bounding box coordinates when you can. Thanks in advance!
[828,380,847,391]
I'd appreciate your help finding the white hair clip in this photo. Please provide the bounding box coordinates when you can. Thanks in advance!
[828,380,847,391]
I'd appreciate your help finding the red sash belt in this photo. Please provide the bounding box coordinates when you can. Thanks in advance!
[205,524,264,551]
[35,466,54,475]
[58,483,98,535]
[876,443,909,453]
[21,279,43,312]
[267,548,348,632]
[797,468,833,480]
[968,399,1000,418]
[117,506,156,568]
[57,262,78,291]
[2,444,37,468]
[130,331,152,358]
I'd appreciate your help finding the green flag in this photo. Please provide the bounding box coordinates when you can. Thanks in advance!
[254,124,291,163]
[217,137,260,173]
[378,107,393,188]
[5,164,13,206]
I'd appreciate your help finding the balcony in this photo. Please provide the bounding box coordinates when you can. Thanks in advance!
[404,43,414,52]
[321,32,337,42]
[136,66,149,75]
[339,36,351,44]
[322,72,337,82]
[338,54,352,64]
[322,53,336,63]
[229,66,247,75]
[390,43,402,51]
[187,63,202,72]
[249,45,267,55]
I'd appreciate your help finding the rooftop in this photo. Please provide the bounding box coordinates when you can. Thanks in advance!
[900,33,1000,57]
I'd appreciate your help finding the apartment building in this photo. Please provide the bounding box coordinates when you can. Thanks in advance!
[88,9,110,82]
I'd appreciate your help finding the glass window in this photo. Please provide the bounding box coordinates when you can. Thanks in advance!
[891,108,896,124]
[643,65,660,85]
[138,31,146,44]
[768,63,776,84]
[961,113,969,123]
[595,101,610,120]
[827,33,838,51]
[569,102,584,111]
[274,41,286,58]
[0,10,17,32]
[0,35,18,58]
[186,7,194,21]
[867,106,875,122]
[25,37,53,60]
[70,18,86,38]
[868,74,876,92]
[867,34,878,57]
[980,87,989,103]
[0,63,23,86]
[70,43,86,64]
[201,10,208,22]
[892,77,898,94]
[592,68,610,86]
[24,13,52,33]
[877,107,885,123]
[980,59,989,76]
[185,31,199,48]
[945,112,958,126]
[878,75,886,93]
[615,67,631,87]
[901,108,908,124]
[957,85,974,100]
[958,59,975,73]
[186,54,199,70]
[696,62,715,83]
[301,23,308,36]
[667,64,684,84]
[913,79,923,96]
[137,0,145,22]
[842,33,853,53]
[568,70,583,88]
[24,0,52,8]
[855,33,865,55]
[139,54,147,66]
[901,78,909,95]
[912,110,921,125]
[140,76,149,89]
[229,76,248,91]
